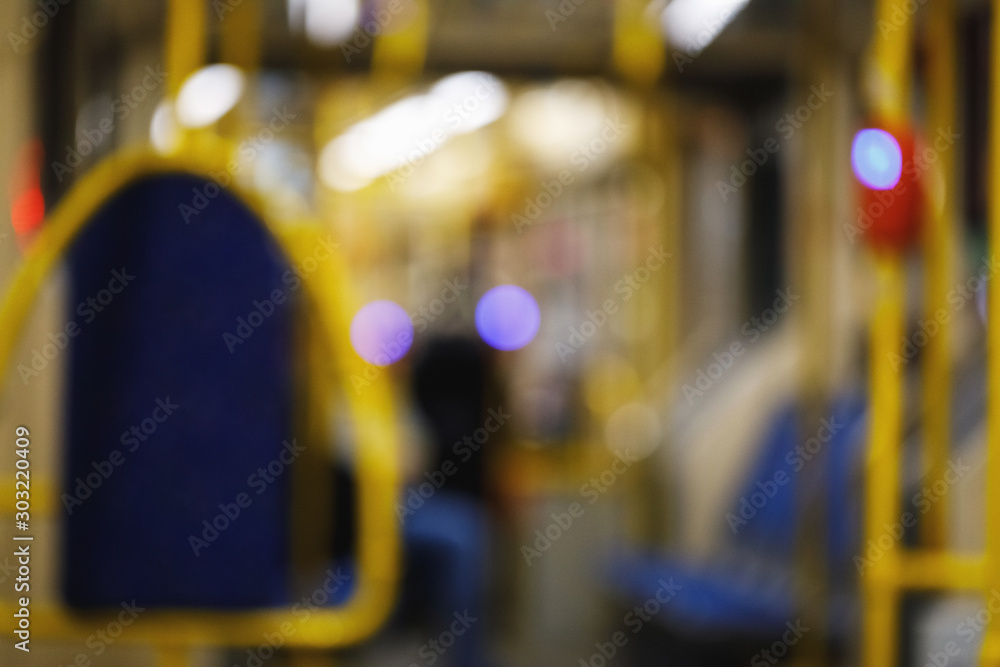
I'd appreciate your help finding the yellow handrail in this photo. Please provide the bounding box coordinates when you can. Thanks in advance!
[370,0,429,83]
[862,252,907,667]
[612,0,666,86]
[859,0,1000,665]
[165,0,206,99]
[922,0,957,553]
[860,0,932,663]
[860,0,913,661]
[983,0,1000,662]
[220,0,262,71]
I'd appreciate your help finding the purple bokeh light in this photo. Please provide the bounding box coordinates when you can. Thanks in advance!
[350,300,413,366]
[475,285,540,351]
[851,128,903,190]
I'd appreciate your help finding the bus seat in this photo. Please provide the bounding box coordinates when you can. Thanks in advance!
[62,173,297,608]
[607,395,868,641]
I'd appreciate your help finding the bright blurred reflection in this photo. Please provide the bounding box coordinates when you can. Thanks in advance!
[393,134,494,201]
[319,72,507,191]
[475,285,541,351]
[659,0,751,52]
[176,64,245,128]
[150,99,179,153]
[508,80,613,169]
[305,0,360,46]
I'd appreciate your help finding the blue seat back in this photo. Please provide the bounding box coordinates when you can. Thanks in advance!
[729,397,868,562]
[63,174,296,608]
[825,397,868,577]
[728,405,800,556]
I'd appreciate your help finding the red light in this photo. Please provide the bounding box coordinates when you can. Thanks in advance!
[8,139,45,249]
[854,123,922,252]
[10,187,44,236]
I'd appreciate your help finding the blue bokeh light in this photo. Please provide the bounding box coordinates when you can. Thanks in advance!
[475,285,540,351]
[851,128,903,190]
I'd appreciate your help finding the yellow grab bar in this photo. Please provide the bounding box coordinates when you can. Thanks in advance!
[983,1,1000,663]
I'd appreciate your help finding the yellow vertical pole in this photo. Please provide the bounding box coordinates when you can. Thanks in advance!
[354,0,429,291]
[217,0,262,180]
[613,0,668,366]
[981,1,1000,663]
[164,0,207,156]
[370,0,428,84]
[863,254,907,667]
[165,0,207,99]
[861,0,913,664]
[612,0,666,87]
[611,0,667,546]
[656,100,682,401]
[922,0,956,552]
[610,0,666,384]
[219,0,262,71]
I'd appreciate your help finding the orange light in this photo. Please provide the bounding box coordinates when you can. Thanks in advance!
[8,139,45,249]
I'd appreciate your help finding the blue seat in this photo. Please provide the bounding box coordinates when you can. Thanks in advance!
[62,174,296,608]
[608,553,796,638]
[608,395,868,639]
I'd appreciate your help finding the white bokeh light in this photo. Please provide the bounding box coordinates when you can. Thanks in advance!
[659,0,751,53]
[319,72,507,191]
[150,99,179,153]
[176,64,245,128]
[305,0,360,46]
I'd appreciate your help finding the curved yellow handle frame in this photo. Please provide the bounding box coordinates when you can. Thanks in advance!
[0,148,401,649]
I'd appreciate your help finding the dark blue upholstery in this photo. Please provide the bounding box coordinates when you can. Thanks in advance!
[62,174,296,608]
[609,553,796,638]
[826,398,869,575]
[609,395,868,638]
[729,405,800,558]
